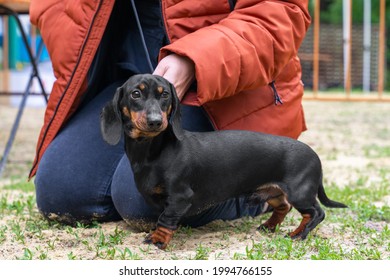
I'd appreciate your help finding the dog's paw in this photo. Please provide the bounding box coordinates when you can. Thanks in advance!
[143,226,174,250]
[257,223,276,233]
[143,234,166,249]
[287,230,309,240]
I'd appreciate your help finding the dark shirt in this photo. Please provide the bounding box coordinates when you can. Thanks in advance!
[117,0,167,75]
[81,0,166,108]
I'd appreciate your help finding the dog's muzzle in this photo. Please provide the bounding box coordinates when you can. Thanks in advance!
[146,113,163,130]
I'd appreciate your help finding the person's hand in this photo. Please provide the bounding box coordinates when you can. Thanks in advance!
[153,53,195,100]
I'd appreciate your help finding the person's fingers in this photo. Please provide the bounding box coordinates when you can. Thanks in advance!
[153,54,195,100]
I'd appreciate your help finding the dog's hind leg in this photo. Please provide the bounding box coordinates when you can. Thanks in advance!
[287,213,312,239]
[289,201,325,239]
[255,184,292,232]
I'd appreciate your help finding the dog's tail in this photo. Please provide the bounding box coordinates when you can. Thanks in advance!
[318,182,348,208]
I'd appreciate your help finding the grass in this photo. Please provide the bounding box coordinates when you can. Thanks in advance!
[0,172,389,260]
[1,147,390,260]
[364,145,390,158]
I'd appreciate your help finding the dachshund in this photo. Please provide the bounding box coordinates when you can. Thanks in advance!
[100,74,347,249]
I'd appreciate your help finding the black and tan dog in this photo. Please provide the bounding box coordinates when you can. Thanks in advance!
[100,74,347,249]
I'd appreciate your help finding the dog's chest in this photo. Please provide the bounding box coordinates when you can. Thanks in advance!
[134,169,167,207]
[144,183,166,197]
[134,169,160,192]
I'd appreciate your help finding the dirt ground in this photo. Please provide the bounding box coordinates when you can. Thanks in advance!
[0,96,389,259]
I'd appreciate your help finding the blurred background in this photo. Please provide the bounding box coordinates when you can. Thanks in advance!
[301,0,389,98]
[0,0,389,104]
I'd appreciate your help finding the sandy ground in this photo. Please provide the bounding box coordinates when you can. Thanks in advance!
[1,97,389,259]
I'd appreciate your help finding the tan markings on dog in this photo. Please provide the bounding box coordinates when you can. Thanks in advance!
[139,83,146,91]
[122,107,131,119]
[127,110,168,139]
[128,110,145,139]
[256,184,291,231]
[130,110,140,122]
[129,128,142,139]
[141,131,162,138]
[161,111,168,129]
[145,226,175,250]
[157,86,163,94]
[167,105,172,115]
[152,185,165,195]
[288,214,311,238]
[129,128,161,139]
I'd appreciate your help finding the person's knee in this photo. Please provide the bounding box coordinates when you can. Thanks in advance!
[111,156,159,230]
[35,155,117,225]
[111,180,157,231]
[34,162,78,224]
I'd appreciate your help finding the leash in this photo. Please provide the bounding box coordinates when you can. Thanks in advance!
[130,0,155,73]
[269,81,283,105]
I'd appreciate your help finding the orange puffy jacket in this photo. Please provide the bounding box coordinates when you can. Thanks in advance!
[29,0,311,179]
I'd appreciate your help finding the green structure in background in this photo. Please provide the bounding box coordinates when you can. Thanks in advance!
[8,16,18,70]
[1,16,49,70]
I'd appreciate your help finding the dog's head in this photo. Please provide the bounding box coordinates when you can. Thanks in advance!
[100,74,183,145]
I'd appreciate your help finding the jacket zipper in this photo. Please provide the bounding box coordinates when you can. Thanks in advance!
[29,0,105,178]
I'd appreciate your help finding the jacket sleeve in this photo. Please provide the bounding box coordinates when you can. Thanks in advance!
[160,0,311,105]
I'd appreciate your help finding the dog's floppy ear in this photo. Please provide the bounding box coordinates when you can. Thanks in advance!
[168,82,184,141]
[100,86,124,145]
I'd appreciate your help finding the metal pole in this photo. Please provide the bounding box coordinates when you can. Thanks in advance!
[0,6,47,177]
[343,0,352,96]
[363,0,371,93]
[378,0,386,96]
[0,41,45,178]
[2,16,9,93]
[313,0,320,96]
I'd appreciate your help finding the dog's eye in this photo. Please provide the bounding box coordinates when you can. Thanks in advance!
[161,91,170,99]
[130,90,141,99]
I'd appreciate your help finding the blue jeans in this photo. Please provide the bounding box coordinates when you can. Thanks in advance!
[35,82,267,228]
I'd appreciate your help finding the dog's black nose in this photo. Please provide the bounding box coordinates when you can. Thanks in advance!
[147,116,162,129]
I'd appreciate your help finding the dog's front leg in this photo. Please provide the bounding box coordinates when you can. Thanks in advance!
[144,187,193,250]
